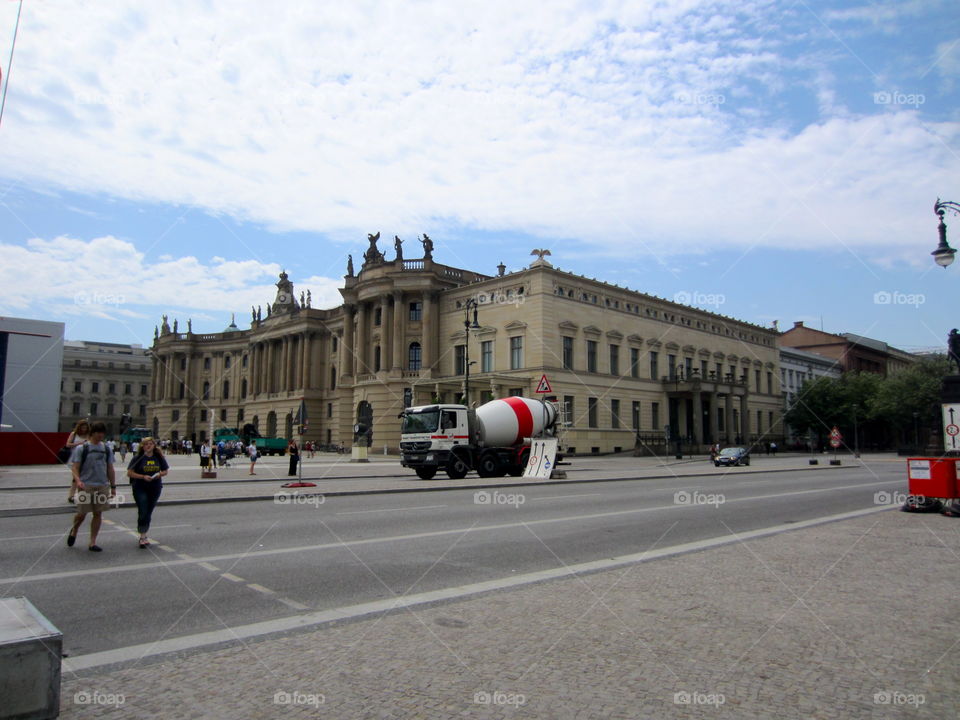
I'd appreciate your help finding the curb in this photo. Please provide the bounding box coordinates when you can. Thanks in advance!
[0,463,856,518]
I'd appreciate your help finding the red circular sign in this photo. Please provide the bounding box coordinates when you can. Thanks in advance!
[947,424,960,437]
[830,438,841,448]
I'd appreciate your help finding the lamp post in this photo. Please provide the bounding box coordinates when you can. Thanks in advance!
[932,198,960,268]
[462,298,480,406]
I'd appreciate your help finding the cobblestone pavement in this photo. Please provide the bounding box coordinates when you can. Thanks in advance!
[57,508,959,719]
[0,452,874,512]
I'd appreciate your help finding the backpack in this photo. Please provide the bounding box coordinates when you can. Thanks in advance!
[77,442,109,473]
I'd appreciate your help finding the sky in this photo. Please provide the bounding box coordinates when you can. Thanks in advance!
[0,0,958,353]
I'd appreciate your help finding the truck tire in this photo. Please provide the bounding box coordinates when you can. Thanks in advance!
[506,448,530,477]
[446,454,469,480]
[477,451,503,478]
[415,467,437,480]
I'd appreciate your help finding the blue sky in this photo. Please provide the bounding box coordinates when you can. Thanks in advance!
[0,0,958,352]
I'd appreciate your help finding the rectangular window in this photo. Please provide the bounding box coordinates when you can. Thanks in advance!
[588,397,598,428]
[200,409,207,422]
[237,408,244,422]
[179,382,185,399]
[767,372,774,394]
[651,402,660,430]
[180,357,186,371]
[374,307,382,326]
[611,399,620,429]
[74,380,82,392]
[108,383,116,394]
[564,396,574,426]
[90,402,98,415]
[701,360,708,377]
[91,382,99,393]
[409,301,422,322]
[204,357,211,371]
[481,341,493,373]
[221,409,228,421]
[509,388,524,397]
[408,343,422,370]
[510,336,523,369]
[562,337,574,369]
[667,354,676,380]
[716,362,723,379]
[757,410,763,433]
[756,369,761,391]
[72,402,80,415]
[632,401,640,430]
[124,383,132,395]
[455,345,466,375]
[224,355,231,369]
[586,340,597,373]
[107,403,114,416]
[374,346,382,372]
[630,348,639,378]
[222,380,230,399]
[684,357,692,378]
[172,409,180,422]
[332,336,338,352]
[609,345,620,375]
[123,403,131,414]
[138,404,145,416]
[650,351,659,379]
[242,354,248,368]
[141,384,148,395]
[327,402,333,418]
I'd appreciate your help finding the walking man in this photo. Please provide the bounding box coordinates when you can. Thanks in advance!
[67,421,116,552]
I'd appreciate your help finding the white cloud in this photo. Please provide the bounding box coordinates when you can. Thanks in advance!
[0,0,955,260]
[0,235,343,329]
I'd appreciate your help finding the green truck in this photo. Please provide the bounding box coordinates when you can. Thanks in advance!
[238,424,287,456]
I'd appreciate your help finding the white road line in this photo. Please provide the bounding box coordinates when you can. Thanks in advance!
[0,478,903,587]
[335,504,447,516]
[220,573,245,583]
[61,505,892,672]
[0,525,192,542]
[198,562,220,572]
[534,493,603,501]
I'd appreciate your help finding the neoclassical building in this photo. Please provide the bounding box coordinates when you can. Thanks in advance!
[147,235,785,454]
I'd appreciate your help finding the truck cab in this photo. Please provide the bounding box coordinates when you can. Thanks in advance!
[399,404,472,479]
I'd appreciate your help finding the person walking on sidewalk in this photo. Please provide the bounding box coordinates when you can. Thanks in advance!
[67,421,115,552]
[287,439,300,476]
[126,437,169,549]
[248,443,258,475]
[200,440,212,471]
[65,420,90,504]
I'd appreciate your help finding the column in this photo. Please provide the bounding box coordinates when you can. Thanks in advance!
[384,298,394,371]
[676,398,686,440]
[300,332,311,389]
[165,353,175,399]
[740,395,750,442]
[249,344,258,397]
[150,356,160,401]
[422,291,435,371]
[725,394,735,445]
[709,391,718,445]
[356,302,368,374]
[342,304,355,377]
[392,292,404,371]
[692,390,703,446]
[280,337,290,393]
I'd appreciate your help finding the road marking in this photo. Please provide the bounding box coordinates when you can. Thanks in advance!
[0,478,903,586]
[247,583,275,594]
[535,493,603,501]
[221,573,245,583]
[61,505,893,672]
[335,504,447,515]
[198,562,220,572]
[0,525,192,542]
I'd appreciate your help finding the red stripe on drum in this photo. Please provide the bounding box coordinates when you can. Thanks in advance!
[504,396,534,445]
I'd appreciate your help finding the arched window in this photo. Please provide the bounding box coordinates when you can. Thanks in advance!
[408,342,422,370]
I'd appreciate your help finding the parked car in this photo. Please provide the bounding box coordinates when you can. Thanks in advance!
[715,447,750,467]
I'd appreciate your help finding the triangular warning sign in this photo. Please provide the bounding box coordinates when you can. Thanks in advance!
[535,374,552,394]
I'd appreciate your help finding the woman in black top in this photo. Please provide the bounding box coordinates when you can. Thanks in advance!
[287,439,300,476]
[127,437,169,548]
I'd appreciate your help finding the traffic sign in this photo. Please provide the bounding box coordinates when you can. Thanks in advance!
[947,424,960,437]
[535,374,552,394]
[830,438,841,448]
[942,404,960,450]
[829,426,842,440]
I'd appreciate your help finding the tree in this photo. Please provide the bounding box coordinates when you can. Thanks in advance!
[871,355,950,447]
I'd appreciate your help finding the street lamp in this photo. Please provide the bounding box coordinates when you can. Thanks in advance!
[462,298,480,406]
[932,198,960,268]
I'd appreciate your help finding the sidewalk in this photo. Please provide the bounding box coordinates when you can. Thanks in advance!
[55,506,959,718]
[0,452,875,514]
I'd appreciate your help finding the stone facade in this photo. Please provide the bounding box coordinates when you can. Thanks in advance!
[59,340,151,436]
[780,321,915,376]
[147,242,785,454]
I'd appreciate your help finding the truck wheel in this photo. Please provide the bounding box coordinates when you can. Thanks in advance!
[446,455,469,480]
[477,451,503,478]
[415,467,437,480]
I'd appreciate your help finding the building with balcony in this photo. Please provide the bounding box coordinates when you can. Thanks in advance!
[147,236,784,454]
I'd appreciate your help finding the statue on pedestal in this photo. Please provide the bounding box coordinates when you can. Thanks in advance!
[394,235,403,261]
[347,254,355,276]
[421,233,433,259]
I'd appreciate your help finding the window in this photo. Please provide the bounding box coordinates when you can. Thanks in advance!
[630,348,639,378]
[72,402,80,415]
[74,380,82,392]
[330,367,337,390]
[91,382,99,393]
[632,401,640,429]
[107,403,114,416]
[667,354,676,380]
[562,337,574,369]
[202,357,210,370]
[202,381,210,400]
[757,410,763,433]
[609,345,620,375]
[327,403,333,418]
[409,302,422,322]
[222,380,229,399]
[564,396,574,425]
[651,402,660,430]
[611,399,621,429]
[509,336,523,369]
[767,372,774,394]
[241,379,247,398]
[138,404,145,416]
[179,382,185,399]
[374,307,382,326]
[221,409,228,421]
[225,355,231,369]
[237,408,244,422]
[477,341,491,373]
[90,402,98,415]
[588,397,598,428]
[172,409,180,422]
[124,383,132,395]
[108,383,116,394]
[755,369,761,391]
[140,384,148,395]
[684,357,692,377]
[701,360,708,377]
[586,340,597,372]
[408,343,422,370]
[242,355,248,368]
[180,357,186,371]
[374,346,382,372]
[123,403,131,414]
[200,409,207,422]
[650,351,659,379]
[509,388,523,397]
[332,336,338,352]
[455,345,466,375]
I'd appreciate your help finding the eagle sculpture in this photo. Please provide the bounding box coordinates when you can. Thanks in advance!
[530,249,552,259]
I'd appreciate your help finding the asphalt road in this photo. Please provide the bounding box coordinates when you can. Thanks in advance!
[0,461,905,660]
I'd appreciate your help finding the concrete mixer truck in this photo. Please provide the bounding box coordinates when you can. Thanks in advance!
[399,396,559,479]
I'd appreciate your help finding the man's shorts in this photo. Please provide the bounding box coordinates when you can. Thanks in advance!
[75,488,113,513]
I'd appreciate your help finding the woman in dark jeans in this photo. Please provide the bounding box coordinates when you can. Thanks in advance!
[126,437,169,548]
